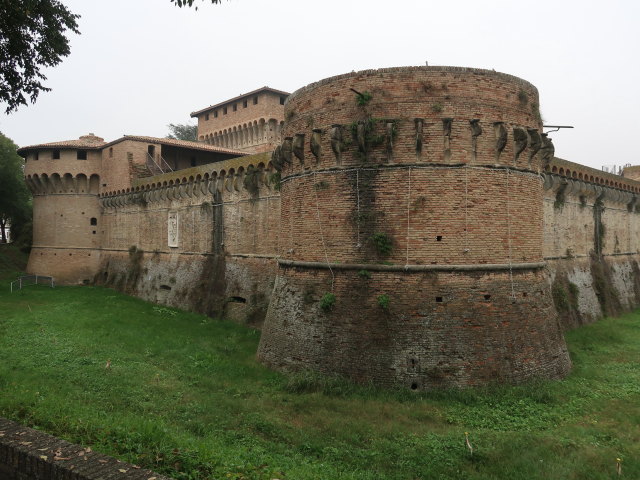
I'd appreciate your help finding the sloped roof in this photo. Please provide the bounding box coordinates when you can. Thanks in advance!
[190,86,290,117]
[18,134,106,154]
[104,135,246,155]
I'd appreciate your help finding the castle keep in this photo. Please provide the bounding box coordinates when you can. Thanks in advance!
[19,66,640,389]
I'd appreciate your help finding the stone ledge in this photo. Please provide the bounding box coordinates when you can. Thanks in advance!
[0,417,173,480]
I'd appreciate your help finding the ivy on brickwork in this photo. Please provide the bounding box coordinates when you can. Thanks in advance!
[370,232,393,256]
[354,91,373,106]
[377,294,390,310]
[319,292,336,312]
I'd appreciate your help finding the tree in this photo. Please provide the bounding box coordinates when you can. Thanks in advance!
[167,123,198,142]
[0,1,80,113]
[171,0,222,7]
[0,133,31,244]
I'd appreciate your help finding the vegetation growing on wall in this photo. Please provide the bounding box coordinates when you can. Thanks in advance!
[590,254,622,318]
[126,245,144,291]
[551,272,582,329]
[319,292,336,312]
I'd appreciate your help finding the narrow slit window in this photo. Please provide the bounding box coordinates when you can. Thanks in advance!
[90,217,97,226]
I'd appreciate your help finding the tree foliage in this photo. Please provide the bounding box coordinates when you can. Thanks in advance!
[0,133,31,244]
[0,1,80,113]
[166,123,198,142]
[171,0,222,8]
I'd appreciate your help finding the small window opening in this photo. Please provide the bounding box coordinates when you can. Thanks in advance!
[435,296,443,303]
[523,292,528,297]
[233,103,237,112]
[280,96,286,105]
[205,113,209,121]
[484,294,491,301]
[223,106,227,114]
[109,147,113,158]
[92,231,96,234]
[53,149,60,159]
[190,157,196,167]
[436,235,442,241]
[228,296,247,303]
[214,110,218,118]
[34,152,39,160]
[90,217,97,226]
[160,285,172,291]
[243,99,248,108]
[253,96,258,105]
[77,150,87,160]
[102,183,107,187]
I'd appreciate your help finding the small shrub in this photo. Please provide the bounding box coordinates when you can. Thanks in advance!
[431,103,444,113]
[370,232,393,256]
[270,172,281,191]
[377,294,390,310]
[355,91,373,106]
[517,89,528,105]
[314,180,329,191]
[357,269,371,279]
[319,292,336,312]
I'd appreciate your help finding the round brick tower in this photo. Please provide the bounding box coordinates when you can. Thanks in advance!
[257,66,571,389]
[20,134,104,285]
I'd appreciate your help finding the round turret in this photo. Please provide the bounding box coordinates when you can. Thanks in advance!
[20,134,104,284]
[258,67,571,388]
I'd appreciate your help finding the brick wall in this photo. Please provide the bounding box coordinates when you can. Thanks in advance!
[258,66,572,388]
[95,152,281,324]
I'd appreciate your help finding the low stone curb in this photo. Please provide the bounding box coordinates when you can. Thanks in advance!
[0,417,173,480]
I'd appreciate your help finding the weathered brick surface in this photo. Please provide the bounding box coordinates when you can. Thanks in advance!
[0,417,173,480]
[194,89,287,153]
[18,67,640,388]
[258,66,571,388]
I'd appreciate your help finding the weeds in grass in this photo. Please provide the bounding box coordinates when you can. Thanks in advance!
[1,245,640,479]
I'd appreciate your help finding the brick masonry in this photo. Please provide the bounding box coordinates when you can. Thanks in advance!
[19,66,640,388]
[0,417,172,480]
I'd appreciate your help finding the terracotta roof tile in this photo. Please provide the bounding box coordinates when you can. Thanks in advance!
[190,86,290,117]
[105,135,247,155]
[18,134,106,154]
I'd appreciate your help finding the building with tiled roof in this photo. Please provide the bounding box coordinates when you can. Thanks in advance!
[191,86,290,154]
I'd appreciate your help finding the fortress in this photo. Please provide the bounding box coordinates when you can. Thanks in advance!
[19,66,640,389]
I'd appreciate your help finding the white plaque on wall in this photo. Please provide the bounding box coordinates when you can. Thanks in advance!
[168,211,179,247]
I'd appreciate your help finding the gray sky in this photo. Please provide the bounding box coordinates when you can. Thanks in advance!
[1,0,639,170]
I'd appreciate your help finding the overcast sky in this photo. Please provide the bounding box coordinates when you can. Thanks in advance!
[1,0,639,170]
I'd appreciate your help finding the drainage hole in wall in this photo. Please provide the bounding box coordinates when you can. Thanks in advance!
[229,296,247,303]
[436,235,442,241]
[160,285,172,291]
[410,383,418,390]
[484,294,491,301]
[522,292,528,297]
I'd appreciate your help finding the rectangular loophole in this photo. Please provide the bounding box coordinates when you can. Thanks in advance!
[435,296,443,303]
[436,235,442,241]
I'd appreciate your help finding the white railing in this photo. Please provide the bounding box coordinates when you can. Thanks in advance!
[146,153,174,175]
[10,275,55,292]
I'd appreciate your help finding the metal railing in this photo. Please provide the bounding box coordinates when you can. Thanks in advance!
[146,153,174,176]
[10,275,55,292]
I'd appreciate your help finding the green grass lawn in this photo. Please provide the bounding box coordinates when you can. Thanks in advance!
[0,244,638,479]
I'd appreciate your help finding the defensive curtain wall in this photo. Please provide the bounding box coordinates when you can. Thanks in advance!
[21,66,640,389]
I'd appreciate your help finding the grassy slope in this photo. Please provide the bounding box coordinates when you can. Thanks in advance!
[0,247,638,479]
